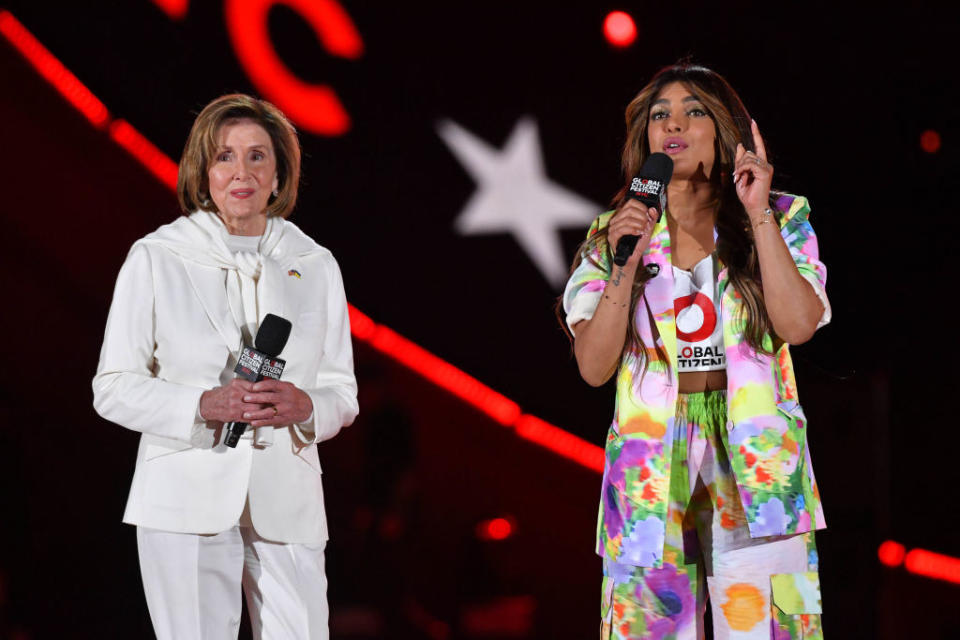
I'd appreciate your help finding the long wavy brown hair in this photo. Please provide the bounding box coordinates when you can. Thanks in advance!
[560,63,780,375]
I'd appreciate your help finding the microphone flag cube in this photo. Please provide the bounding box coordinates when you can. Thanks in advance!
[235,345,266,381]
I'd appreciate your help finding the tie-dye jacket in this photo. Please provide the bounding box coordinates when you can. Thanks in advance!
[563,194,827,568]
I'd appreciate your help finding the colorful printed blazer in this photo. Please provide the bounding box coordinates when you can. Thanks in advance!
[563,194,828,568]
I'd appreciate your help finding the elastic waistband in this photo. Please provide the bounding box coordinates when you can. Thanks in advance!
[676,389,727,416]
[678,389,727,398]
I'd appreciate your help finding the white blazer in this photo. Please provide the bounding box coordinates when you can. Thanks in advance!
[93,214,358,544]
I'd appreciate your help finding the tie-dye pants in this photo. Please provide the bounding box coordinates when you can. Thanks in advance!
[600,391,824,639]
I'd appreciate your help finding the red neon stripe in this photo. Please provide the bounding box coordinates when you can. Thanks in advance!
[1,10,606,472]
[0,10,110,128]
[109,119,179,191]
[347,304,376,341]
[369,324,522,426]
[515,414,604,472]
[878,540,960,586]
[904,548,960,585]
[346,308,603,469]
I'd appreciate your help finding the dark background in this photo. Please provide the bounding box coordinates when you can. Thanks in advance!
[1,1,957,637]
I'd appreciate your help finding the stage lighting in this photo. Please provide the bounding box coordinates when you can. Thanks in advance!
[476,517,515,541]
[604,11,637,48]
[920,129,941,153]
[878,540,906,567]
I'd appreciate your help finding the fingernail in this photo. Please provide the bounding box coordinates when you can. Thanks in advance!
[243,395,251,402]
[649,208,657,216]
[243,412,251,419]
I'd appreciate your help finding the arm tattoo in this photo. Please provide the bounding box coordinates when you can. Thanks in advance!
[612,268,626,287]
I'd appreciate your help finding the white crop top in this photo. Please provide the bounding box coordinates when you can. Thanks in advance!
[673,253,725,372]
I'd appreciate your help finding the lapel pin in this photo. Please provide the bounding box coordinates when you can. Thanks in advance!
[287,269,302,279]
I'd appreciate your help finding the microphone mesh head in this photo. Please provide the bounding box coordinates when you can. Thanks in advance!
[641,152,674,184]
[255,314,292,356]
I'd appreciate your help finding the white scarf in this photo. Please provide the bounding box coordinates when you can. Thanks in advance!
[139,211,320,446]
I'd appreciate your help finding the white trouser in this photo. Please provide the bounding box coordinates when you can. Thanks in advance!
[137,525,328,640]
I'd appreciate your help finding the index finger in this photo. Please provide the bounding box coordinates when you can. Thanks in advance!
[242,392,279,405]
[251,379,285,392]
[619,199,650,217]
[751,119,767,162]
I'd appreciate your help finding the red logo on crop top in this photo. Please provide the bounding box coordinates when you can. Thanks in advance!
[674,292,717,342]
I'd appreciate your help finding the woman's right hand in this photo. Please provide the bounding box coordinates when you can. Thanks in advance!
[607,200,660,270]
[572,200,659,386]
[199,379,261,423]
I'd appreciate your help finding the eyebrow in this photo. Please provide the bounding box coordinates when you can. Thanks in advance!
[215,144,270,151]
[651,95,703,106]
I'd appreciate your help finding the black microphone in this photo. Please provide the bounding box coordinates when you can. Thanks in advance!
[613,152,674,266]
[224,313,293,448]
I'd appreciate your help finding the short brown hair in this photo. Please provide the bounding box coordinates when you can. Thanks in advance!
[177,94,301,218]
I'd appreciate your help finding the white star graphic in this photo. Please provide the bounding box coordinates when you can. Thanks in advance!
[436,117,601,287]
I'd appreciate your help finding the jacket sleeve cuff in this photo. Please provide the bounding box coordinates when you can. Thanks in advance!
[293,387,358,446]
[292,410,316,444]
[800,272,832,329]
[565,290,603,336]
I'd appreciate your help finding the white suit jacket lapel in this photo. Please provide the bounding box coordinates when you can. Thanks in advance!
[181,258,242,350]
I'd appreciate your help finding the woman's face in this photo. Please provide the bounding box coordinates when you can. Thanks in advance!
[647,81,717,181]
[207,119,278,235]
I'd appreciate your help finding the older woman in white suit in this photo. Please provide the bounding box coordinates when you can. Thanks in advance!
[93,94,358,640]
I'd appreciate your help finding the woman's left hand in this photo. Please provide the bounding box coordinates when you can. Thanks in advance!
[733,119,773,221]
[242,379,314,427]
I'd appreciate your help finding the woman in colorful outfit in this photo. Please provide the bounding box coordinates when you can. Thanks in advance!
[562,64,830,639]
